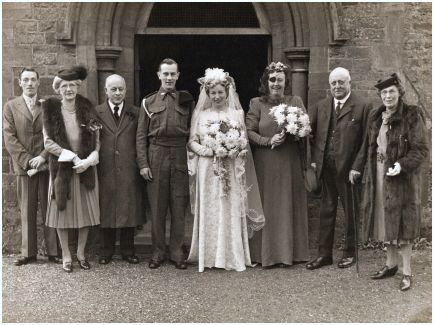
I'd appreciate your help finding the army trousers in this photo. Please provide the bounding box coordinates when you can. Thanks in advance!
[147,143,189,263]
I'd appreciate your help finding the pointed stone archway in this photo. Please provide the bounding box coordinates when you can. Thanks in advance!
[57,2,348,107]
[55,2,348,249]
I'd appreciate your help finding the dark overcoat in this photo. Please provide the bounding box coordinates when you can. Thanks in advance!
[93,101,146,228]
[308,93,372,181]
[361,100,429,241]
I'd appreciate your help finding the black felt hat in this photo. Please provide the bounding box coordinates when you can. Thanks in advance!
[374,73,401,90]
[57,65,88,81]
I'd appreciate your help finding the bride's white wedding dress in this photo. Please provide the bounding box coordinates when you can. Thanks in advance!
[187,109,252,272]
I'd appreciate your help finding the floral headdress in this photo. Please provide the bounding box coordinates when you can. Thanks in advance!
[266,61,289,73]
[197,68,235,90]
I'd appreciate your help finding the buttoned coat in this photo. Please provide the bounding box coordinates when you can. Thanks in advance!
[361,101,429,241]
[308,93,372,181]
[93,101,146,228]
[3,96,48,175]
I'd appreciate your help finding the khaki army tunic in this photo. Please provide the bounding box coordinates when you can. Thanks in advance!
[136,88,194,262]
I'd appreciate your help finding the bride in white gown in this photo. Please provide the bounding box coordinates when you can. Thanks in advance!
[187,68,265,272]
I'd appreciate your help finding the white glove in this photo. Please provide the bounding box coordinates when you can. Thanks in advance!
[27,169,39,177]
[29,156,46,169]
[72,158,92,174]
[349,170,361,184]
[87,151,99,166]
[386,162,401,176]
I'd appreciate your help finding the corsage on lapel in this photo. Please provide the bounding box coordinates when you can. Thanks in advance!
[125,110,136,121]
[81,118,103,132]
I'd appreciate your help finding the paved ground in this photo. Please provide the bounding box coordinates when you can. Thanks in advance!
[2,249,431,323]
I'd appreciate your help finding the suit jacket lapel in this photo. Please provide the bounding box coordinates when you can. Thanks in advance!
[32,97,42,123]
[320,97,333,130]
[337,93,354,120]
[117,104,132,134]
[16,96,33,122]
[97,102,117,133]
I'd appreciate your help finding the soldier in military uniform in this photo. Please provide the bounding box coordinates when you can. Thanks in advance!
[136,58,194,269]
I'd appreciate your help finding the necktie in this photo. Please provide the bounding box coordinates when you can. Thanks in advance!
[163,91,176,99]
[113,106,120,124]
[27,99,35,116]
[335,101,342,114]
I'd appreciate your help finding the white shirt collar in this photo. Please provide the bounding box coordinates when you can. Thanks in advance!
[108,100,124,115]
[23,94,36,106]
[334,91,351,108]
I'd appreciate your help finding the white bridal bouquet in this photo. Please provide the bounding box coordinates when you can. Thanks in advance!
[202,117,248,194]
[203,117,248,157]
[269,103,311,148]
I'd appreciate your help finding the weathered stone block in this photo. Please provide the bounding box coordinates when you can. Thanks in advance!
[57,52,77,66]
[2,180,17,207]
[371,44,401,71]
[2,157,10,174]
[38,20,56,32]
[7,46,33,66]
[3,3,31,10]
[15,33,45,45]
[33,52,57,66]
[3,27,14,42]
[33,4,68,21]
[328,47,346,59]
[329,58,353,70]
[345,46,372,59]
[2,173,16,186]
[353,28,385,41]
[352,59,372,73]
[4,9,33,20]
[15,21,37,33]
[45,32,57,44]
[38,77,56,97]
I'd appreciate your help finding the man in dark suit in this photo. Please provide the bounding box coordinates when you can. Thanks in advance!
[3,67,60,266]
[93,74,146,265]
[306,67,371,270]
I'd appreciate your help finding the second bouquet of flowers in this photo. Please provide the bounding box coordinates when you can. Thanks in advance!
[269,103,311,148]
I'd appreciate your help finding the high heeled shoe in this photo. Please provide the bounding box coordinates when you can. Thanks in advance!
[62,261,73,273]
[77,258,91,270]
[400,275,412,291]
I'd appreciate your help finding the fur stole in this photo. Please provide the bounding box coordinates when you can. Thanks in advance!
[42,94,97,210]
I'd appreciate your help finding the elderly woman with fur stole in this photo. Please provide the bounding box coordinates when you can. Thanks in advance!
[42,66,101,273]
[362,73,429,291]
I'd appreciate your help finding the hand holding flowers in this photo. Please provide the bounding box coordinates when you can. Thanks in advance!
[201,117,248,194]
[269,104,311,149]
[202,117,248,158]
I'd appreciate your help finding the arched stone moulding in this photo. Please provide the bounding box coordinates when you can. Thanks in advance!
[57,2,347,106]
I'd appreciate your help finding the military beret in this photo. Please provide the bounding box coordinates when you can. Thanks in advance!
[374,73,401,90]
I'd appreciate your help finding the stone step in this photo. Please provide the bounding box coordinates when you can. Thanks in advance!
[114,212,194,255]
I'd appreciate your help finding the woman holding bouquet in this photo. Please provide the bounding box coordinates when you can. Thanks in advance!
[246,62,309,267]
[42,66,101,273]
[187,68,264,272]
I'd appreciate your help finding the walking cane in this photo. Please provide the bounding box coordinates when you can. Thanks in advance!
[351,182,360,275]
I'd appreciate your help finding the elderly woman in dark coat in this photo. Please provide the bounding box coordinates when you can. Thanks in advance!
[362,74,428,291]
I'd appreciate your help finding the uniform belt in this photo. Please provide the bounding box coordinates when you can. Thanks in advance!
[149,137,188,147]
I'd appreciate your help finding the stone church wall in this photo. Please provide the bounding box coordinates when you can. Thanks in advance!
[2,2,431,253]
